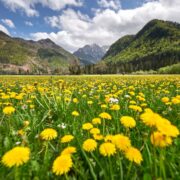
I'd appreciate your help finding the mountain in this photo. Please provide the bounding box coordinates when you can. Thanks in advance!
[73,44,109,65]
[0,31,79,74]
[91,19,180,74]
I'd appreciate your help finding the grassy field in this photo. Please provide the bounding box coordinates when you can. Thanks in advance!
[0,75,179,180]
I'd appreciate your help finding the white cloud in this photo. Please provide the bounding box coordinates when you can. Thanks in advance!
[1,19,15,28]
[32,0,180,52]
[0,0,83,17]
[0,24,10,35]
[25,21,33,26]
[97,0,121,10]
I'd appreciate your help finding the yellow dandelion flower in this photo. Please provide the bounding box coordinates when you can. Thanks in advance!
[99,112,112,120]
[83,139,97,152]
[90,128,100,135]
[92,118,101,125]
[104,134,114,142]
[93,134,104,141]
[72,111,79,116]
[161,97,169,103]
[110,104,120,111]
[40,128,58,140]
[150,131,172,147]
[82,123,93,130]
[125,147,143,165]
[120,116,136,128]
[2,146,30,167]
[112,134,131,151]
[99,142,116,157]
[52,155,73,176]
[61,146,77,155]
[61,135,74,143]
[3,106,15,115]
[129,105,142,112]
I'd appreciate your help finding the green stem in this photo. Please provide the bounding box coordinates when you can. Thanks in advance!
[126,161,132,180]
[160,149,166,180]
[108,157,114,180]
[14,166,20,180]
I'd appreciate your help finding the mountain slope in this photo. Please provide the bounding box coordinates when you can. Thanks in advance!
[0,31,79,74]
[98,19,180,73]
[73,44,108,65]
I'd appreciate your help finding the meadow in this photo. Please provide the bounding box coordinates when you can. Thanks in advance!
[0,75,179,180]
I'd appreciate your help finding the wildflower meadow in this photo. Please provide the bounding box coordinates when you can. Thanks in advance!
[0,75,179,180]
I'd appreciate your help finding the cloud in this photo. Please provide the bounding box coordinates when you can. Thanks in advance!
[0,0,83,17]
[97,0,121,10]
[0,24,10,35]
[1,19,15,28]
[25,21,33,26]
[32,0,180,52]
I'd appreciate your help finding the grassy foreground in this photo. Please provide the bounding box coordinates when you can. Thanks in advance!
[0,75,179,180]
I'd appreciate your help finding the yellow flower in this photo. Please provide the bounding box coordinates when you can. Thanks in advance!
[101,104,108,109]
[120,116,136,128]
[40,128,58,140]
[99,142,116,157]
[150,131,172,147]
[129,105,142,112]
[110,104,120,111]
[156,121,179,138]
[171,97,180,104]
[92,118,101,125]
[99,112,112,120]
[83,139,97,152]
[90,128,100,135]
[3,106,15,115]
[52,155,73,176]
[125,147,143,165]
[140,109,161,127]
[61,135,74,143]
[73,98,78,103]
[104,134,114,142]
[61,146,77,155]
[93,134,104,141]
[161,97,169,103]
[112,134,131,151]
[87,100,93,105]
[72,111,79,116]
[82,123,93,130]
[2,146,30,167]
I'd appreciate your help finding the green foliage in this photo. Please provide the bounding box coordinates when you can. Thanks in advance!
[158,63,180,74]
[102,19,180,73]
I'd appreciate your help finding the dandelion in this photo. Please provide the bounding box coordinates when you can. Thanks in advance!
[61,146,77,155]
[99,142,116,157]
[99,112,112,120]
[120,116,136,128]
[110,104,120,111]
[3,106,15,115]
[40,128,58,140]
[52,155,73,175]
[150,131,172,147]
[90,128,100,135]
[129,105,142,112]
[72,111,79,116]
[82,123,93,130]
[125,147,143,165]
[2,146,30,167]
[83,139,97,152]
[92,118,101,125]
[161,97,169,103]
[112,134,131,151]
[61,135,74,143]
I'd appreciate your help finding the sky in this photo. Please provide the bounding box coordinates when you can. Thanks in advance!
[0,0,180,52]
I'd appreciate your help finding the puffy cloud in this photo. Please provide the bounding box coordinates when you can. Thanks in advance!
[25,21,33,26]
[0,24,10,35]
[1,19,15,28]
[97,0,121,10]
[32,0,180,52]
[0,0,83,17]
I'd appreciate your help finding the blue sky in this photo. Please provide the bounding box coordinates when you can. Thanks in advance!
[0,0,179,52]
